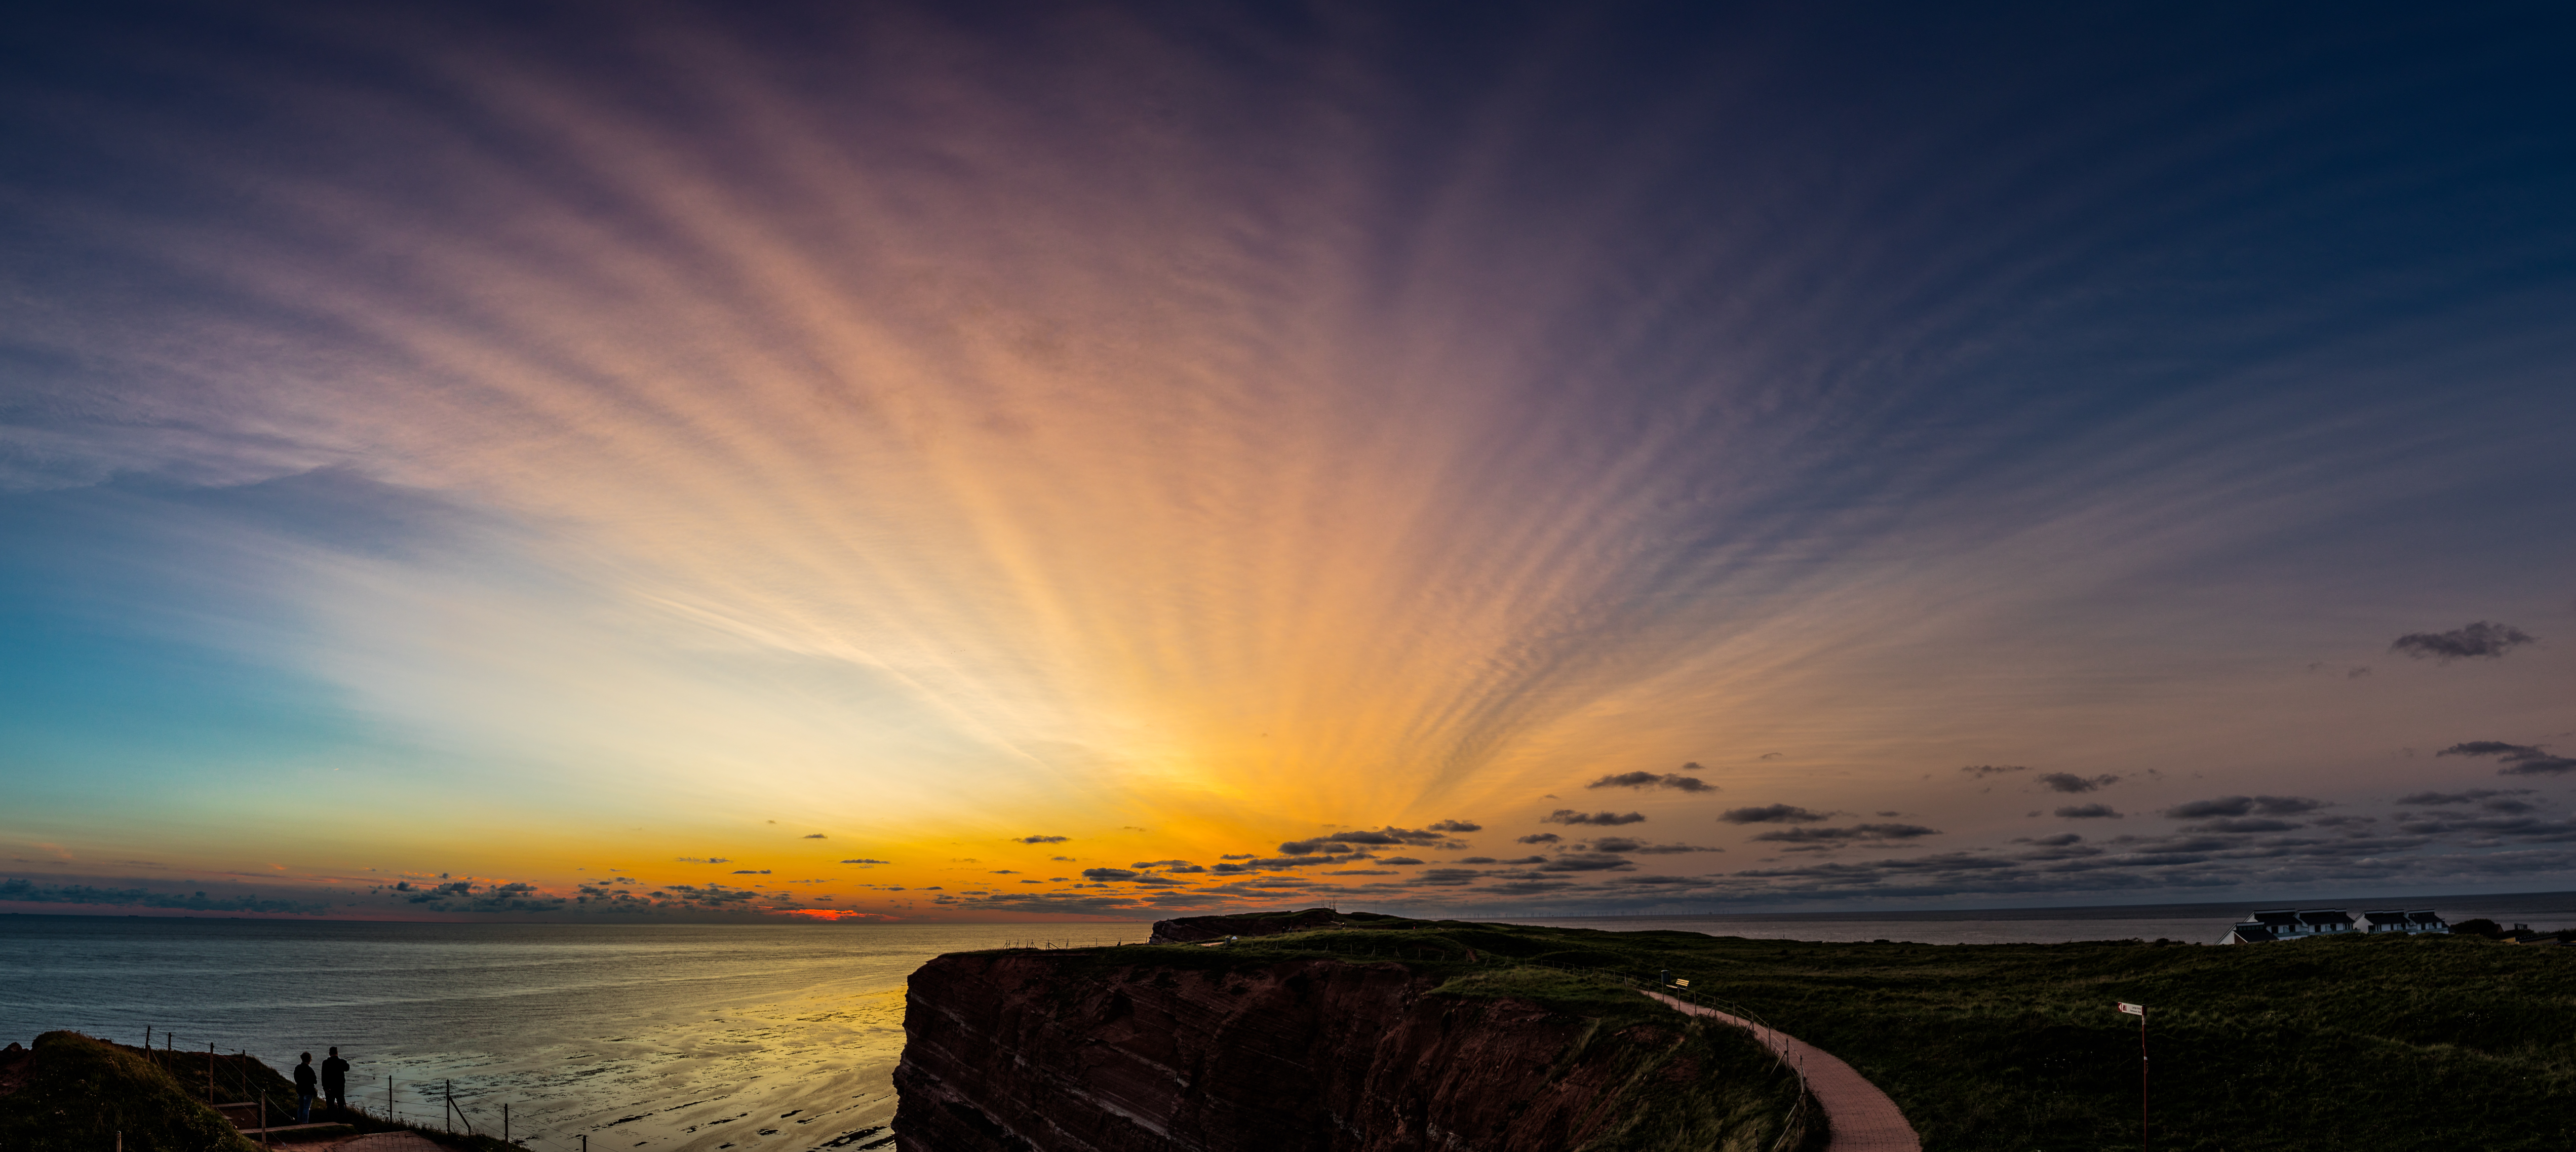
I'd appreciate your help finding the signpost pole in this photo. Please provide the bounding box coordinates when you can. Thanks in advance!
[2117,1002,2149,1151]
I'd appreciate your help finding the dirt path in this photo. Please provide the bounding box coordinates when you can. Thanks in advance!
[1642,990,1920,1152]
[303,1132,449,1152]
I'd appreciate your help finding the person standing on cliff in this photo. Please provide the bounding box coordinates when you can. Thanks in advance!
[293,1052,319,1123]
[321,1047,350,1116]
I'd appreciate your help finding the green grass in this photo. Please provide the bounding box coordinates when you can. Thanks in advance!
[0,1031,510,1152]
[0,1032,262,1152]
[997,917,2576,1150]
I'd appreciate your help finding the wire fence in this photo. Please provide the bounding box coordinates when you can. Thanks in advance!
[111,1027,632,1152]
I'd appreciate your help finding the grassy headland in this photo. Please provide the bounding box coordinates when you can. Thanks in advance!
[0,1031,527,1152]
[1058,910,2574,1151]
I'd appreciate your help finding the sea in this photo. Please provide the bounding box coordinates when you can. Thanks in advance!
[0,918,1144,1152]
[7,892,2572,1151]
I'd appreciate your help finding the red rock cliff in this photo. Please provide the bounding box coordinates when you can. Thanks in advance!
[893,950,1782,1152]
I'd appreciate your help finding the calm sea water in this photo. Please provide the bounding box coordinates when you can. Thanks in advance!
[9,895,2570,1150]
[0,917,1143,1152]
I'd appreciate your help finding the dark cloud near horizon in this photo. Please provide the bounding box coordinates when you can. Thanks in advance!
[2438,742,2576,775]
[1535,853,1638,872]
[1586,771,1713,792]
[2161,795,2327,819]
[1016,835,1069,844]
[1515,833,1561,844]
[1426,820,1481,832]
[1960,765,2028,778]
[1542,810,1646,826]
[1720,804,1828,824]
[1586,836,1721,854]
[1279,826,1468,854]
[2398,788,2536,807]
[2390,621,2536,662]
[0,877,328,914]
[2038,773,2119,793]
[2054,803,2122,819]
[2184,817,2303,834]
[1748,823,1940,844]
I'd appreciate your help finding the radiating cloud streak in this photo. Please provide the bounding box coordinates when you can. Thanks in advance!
[3,3,2575,915]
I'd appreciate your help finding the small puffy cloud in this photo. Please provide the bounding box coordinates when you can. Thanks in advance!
[2439,742,2576,776]
[1016,835,1070,844]
[1080,868,1139,881]
[1051,856,1076,861]
[1959,764,2028,778]
[840,858,889,864]
[1131,860,1193,868]
[2053,804,2123,819]
[2037,773,2120,793]
[729,869,772,874]
[1500,855,1548,864]
[1456,857,1498,864]
[1426,820,1481,832]
[1720,804,1828,824]
[1586,772,1714,793]
[1377,856,1424,866]
[1541,810,1646,826]
[1515,833,1562,844]
[801,833,827,839]
[2160,795,2327,819]
[2390,621,2536,662]
[989,869,1019,874]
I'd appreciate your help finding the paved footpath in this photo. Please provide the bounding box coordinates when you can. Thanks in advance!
[1643,990,1921,1152]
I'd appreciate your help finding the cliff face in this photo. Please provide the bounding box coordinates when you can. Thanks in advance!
[893,951,1752,1152]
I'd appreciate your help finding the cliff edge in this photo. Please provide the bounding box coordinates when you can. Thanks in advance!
[893,944,1805,1152]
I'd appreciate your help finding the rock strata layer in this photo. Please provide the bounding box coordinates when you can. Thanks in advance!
[893,951,1721,1152]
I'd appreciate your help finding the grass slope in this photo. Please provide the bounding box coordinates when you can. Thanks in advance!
[0,1031,262,1152]
[1064,914,2573,1151]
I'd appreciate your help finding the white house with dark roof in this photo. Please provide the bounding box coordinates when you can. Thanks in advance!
[2219,907,2435,944]
[2356,909,2449,934]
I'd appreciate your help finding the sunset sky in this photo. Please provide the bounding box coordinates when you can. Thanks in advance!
[4,2,2571,921]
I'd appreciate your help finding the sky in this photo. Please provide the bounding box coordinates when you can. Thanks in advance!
[3,1,2572,923]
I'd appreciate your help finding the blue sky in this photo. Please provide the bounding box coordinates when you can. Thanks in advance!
[2,1,2572,920]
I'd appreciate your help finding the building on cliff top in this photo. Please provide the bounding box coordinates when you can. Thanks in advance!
[2220,908,2445,944]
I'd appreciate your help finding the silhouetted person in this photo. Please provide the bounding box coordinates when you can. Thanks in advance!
[293,1052,318,1123]
[321,1048,349,1115]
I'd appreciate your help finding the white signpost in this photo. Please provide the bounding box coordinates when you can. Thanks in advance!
[2117,1003,2148,1149]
